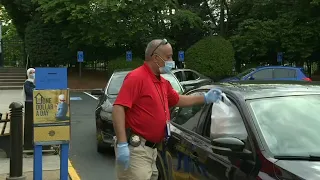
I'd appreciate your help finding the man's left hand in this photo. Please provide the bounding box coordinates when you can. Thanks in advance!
[204,88,222,104]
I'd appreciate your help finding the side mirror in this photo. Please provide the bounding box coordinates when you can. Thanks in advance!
[91,88,104,96]
[248,76,255,80]
[211,137,253,160]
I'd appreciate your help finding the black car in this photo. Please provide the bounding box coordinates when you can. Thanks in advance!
[171,68,212,91]
[156,81,320,180]
[91,69,185,153]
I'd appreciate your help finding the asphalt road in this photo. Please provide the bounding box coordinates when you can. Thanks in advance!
[69,92,116,180]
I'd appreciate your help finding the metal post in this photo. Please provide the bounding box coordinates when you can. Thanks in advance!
[6,102,26,180]
[33,145,43,180]
[60,143,69,180]
[79,62,82,77]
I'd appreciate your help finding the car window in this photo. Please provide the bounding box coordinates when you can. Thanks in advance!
[236,68,256,79]
[174,71,183,82]
[204,97,248,141]
[273,69,296,78]
[184,70,199,81]
[172,92,205,131]
[106,72,128,95]
[252,69,273,79]
[161,74,184,94]
[248,95,320,156]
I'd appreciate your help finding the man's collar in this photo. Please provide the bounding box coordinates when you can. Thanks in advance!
[143,62,165,83]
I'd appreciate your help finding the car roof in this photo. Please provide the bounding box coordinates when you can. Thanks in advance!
[256,66,303,70]
[171,68,194,72]
[113,69,132,74]
[194,81,320,100]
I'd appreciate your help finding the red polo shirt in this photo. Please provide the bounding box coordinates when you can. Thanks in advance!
[113,62,180,143]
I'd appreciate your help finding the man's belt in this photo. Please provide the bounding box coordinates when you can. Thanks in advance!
[144,141,157,149]
[127,129,157,149]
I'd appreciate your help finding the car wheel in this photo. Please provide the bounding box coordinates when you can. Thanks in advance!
[97,143,107,154]
[96,129,107,154]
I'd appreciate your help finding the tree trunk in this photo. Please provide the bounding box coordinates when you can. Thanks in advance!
[220,0,225,37]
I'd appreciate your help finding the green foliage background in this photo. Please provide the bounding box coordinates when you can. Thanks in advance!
[186,36,234,80]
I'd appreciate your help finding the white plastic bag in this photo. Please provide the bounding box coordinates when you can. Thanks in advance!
[100,99,113,120]
[210,93,247,140]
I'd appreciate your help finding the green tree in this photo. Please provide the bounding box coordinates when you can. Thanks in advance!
[1,0,35,39]
[24,14,72,66]
[0,5,24,66]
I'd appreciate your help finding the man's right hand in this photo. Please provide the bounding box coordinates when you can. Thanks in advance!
[116,142,130,170]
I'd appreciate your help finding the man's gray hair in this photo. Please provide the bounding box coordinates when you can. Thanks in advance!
[145,39,163,60]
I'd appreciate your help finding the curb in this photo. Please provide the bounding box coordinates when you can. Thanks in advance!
[68,159,81,180]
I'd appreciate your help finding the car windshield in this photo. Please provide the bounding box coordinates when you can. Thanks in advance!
[248,95,320,156]
[107,72,129,95]
[106,71,183,95]
[236,68,256,79]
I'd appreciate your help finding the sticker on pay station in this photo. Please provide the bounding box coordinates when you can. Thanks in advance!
[33,89,71,144]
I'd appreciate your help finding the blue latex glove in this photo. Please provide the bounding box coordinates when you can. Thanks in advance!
[116,142,130,170]
[204,88,222,104]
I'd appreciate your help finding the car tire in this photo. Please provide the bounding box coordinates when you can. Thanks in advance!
[97,142,107,154]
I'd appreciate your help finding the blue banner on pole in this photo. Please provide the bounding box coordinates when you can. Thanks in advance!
[35,68,68,90]
[77,51,84,62]
[126,51,132,62]
[178,51,184,62]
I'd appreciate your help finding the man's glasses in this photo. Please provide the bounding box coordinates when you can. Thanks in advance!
[150,39,168,56]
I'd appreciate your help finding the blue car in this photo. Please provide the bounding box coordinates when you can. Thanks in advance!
[221,66,311,82]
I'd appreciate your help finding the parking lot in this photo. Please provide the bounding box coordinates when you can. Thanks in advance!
[69,92,115,180]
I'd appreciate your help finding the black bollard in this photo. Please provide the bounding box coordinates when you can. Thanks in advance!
[6,102,26,180]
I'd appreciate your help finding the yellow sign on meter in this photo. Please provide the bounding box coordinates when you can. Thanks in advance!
[33,89,71,143]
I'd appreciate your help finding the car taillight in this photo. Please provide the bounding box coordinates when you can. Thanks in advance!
[303,77,312,81]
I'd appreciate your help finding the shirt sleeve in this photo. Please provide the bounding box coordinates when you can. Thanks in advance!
[166,81,180,107]
[113,74,142,108]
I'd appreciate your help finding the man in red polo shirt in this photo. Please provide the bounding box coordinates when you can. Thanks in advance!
[112,39,222,180]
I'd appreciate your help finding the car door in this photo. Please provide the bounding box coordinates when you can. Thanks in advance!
[166,90,208,180]
[189,94,256,180]
[273,68,297,80]
[245,68,273,80]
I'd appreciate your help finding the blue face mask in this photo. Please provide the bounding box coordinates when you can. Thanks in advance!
[30,73,35,79]
[157,56,175,74]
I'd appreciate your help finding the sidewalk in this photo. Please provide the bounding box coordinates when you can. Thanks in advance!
[0,90,70,180]
[0,90,23,134]
[0,153,68,180]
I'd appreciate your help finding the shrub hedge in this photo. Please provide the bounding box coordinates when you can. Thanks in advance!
[185,36,235,81]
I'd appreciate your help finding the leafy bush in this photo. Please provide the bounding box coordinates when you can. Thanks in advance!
[107,56,144,76]
[185,36,235,81]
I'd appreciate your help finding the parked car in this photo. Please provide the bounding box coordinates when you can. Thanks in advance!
[156,81,320,180]
[220,66,311,82]
[171,68,212,91]
[91,69,185,153]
